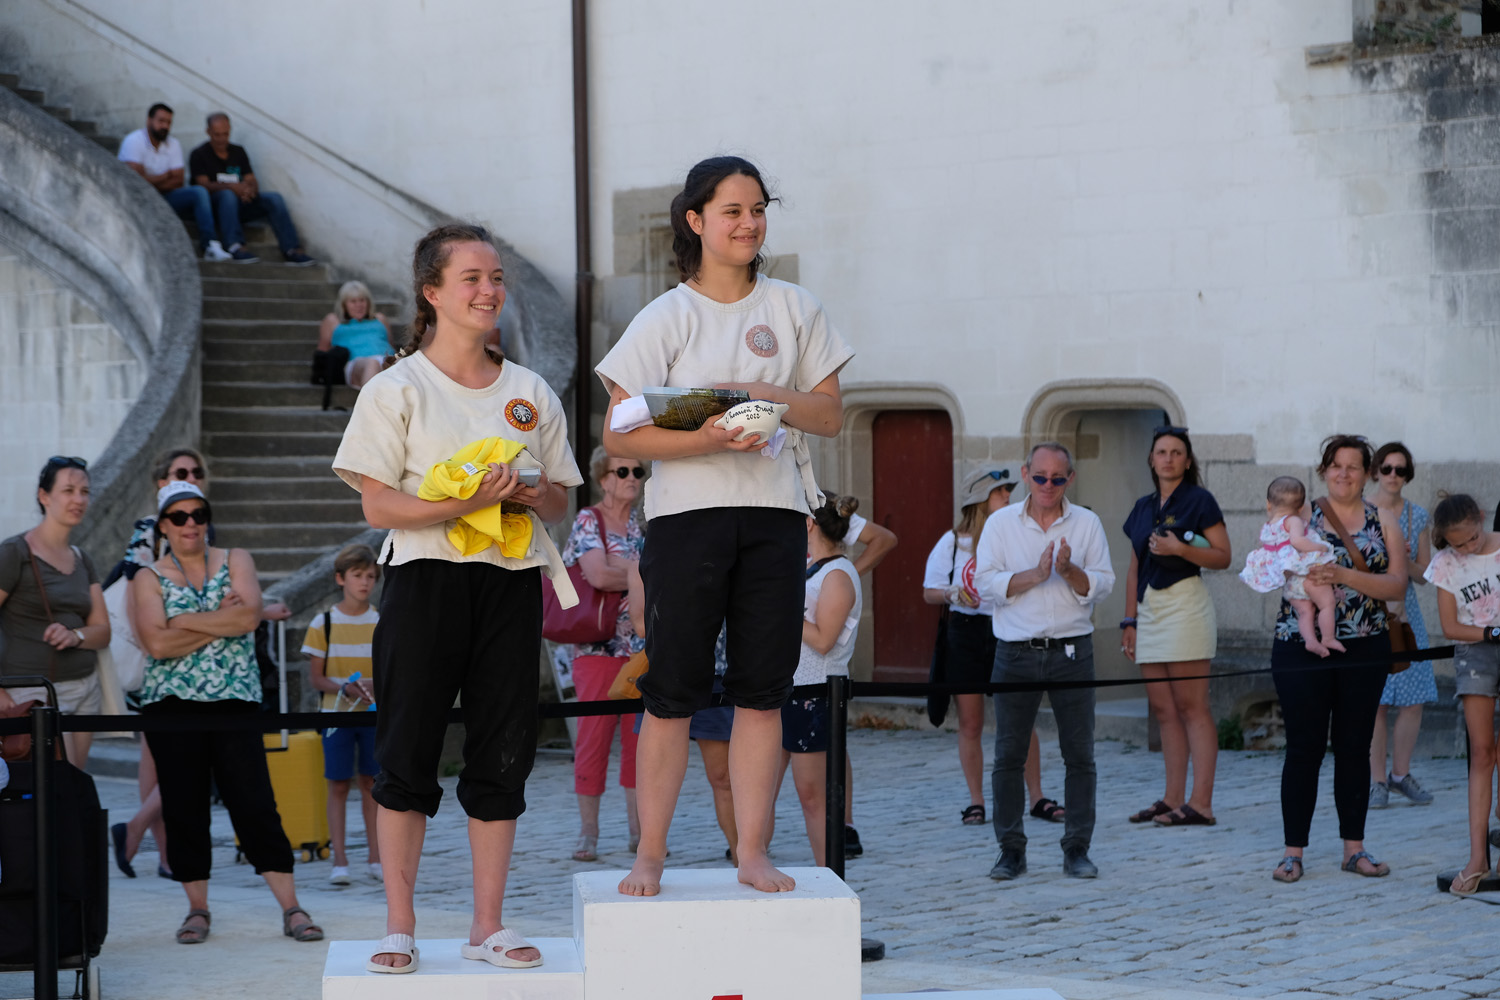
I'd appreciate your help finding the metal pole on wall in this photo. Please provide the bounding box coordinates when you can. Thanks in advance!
[571,0,594,466]
[33,704,60,1000]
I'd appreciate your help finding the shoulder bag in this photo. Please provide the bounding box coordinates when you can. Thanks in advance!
[542,507,626,645]
[927,533,959,727]
[1314,499,1414,675]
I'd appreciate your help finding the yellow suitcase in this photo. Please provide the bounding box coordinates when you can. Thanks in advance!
[236,731,330,863]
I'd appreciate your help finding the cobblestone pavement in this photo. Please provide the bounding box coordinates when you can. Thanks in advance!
[11,726,1492,1000]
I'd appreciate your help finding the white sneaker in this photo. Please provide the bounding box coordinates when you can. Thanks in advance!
[329,865,351,885]
[368,862,384,883]
[203,240,232,262]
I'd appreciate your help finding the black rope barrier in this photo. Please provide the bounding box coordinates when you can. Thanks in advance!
[0,641,1457,737]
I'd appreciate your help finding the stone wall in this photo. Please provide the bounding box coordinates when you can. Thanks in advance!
[0,247,145,539]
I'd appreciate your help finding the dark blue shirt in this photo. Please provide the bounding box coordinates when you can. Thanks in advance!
[1122,483,1225,602]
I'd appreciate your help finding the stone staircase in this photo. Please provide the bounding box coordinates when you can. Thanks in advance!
[1,70,400,587]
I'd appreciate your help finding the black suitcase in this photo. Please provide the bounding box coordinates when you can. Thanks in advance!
[0,758,109,966]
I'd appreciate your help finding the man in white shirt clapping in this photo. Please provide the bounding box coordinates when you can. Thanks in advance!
[974,442,1113,881]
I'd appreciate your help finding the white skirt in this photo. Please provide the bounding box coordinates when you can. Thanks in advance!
[1136,576,1217,664]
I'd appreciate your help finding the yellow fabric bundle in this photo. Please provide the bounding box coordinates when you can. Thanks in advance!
[418,437,537,558]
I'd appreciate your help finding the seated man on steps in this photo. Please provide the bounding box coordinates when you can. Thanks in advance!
[188,112,316,266]
[118,103,232,262]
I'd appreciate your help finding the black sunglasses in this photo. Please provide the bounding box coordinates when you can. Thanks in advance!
[47,455,88,470]
[611,466,646,479]
[172,466,207,480]
[1153,425,1189,439]
[1030,474,1070,487]
[161,507,210,526]
[1378,463,1410,478]
[967,469,1011,490]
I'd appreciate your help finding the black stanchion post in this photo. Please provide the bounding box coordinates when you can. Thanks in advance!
[33,704,60,1000]
[824,675,849,879]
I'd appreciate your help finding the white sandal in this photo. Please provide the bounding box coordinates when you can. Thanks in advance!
[459,928,543,969]
[366,933,419,974]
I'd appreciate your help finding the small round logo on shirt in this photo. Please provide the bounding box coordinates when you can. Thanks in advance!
[505,398,539,431]
[745,325,779,358]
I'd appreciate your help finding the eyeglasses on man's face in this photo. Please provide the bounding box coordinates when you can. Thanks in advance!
[611,466,646,479]
[1030,474,1070,487]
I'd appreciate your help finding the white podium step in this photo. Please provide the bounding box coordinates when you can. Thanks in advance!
[323,937,583,1000]
[574,868,861,1000]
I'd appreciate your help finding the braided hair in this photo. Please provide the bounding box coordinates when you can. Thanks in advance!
[385,222,506,370]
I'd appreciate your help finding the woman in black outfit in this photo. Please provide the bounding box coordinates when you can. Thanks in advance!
[1270,435,1406,883]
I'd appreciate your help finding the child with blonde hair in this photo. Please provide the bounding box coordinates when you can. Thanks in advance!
[1241,476,1345,657]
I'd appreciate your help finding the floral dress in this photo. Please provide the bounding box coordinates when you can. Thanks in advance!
[1240,515,1337,595]
[1274,501,1389,644]
[560,506,645,659]
[1379,500,1436,706]
[137,557,260,706]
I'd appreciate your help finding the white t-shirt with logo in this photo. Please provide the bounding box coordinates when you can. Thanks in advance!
[1425,546,1500,628]
[923,530,992,617]
[332,351,584,568]
[596,276,854,520]
[117,129,184,175]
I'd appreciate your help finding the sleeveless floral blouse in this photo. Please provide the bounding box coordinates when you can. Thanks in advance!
[1274,500,1389,643]
[138,556,261,706]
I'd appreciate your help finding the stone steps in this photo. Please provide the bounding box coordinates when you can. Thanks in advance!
[2,70,369,593]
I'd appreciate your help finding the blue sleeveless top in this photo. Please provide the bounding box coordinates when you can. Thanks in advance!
[331,318,390,360]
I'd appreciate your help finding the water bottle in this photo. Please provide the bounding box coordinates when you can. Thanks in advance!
[1182,531,1211,548]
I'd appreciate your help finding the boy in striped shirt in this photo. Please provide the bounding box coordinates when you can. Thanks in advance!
[303,544,381,885]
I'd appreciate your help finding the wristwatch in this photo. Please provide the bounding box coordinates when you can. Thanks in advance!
[1119,617,1137,630]
[1484,627,1500,645]
[72,628,85,645]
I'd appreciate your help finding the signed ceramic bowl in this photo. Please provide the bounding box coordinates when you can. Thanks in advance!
[715,399,788,443]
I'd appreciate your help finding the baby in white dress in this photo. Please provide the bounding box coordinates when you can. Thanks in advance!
[1240,476,1344,657]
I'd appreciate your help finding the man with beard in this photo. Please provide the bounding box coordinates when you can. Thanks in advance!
[118,103,231,261]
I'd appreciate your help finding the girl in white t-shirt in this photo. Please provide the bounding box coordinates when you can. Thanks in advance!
[333,224,583,972]
[1425,494,1500,895]
[597,156,854,897]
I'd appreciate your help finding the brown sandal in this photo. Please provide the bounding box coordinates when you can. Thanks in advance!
[1128,800,1173,823]
[1153,803,1216,827]
[176,908,211,944]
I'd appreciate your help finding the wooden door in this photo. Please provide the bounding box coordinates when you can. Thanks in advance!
[871,410,953,682]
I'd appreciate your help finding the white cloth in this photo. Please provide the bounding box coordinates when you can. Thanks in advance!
[923,530,991,617]
[843,512,867,548]
[117,128,184,174]
[332,352,584,577]
[1426,546,1500,628]
[609,395,787,458]
[792,556,862,686]
[973,498,1114,642]
[595,275,854,520]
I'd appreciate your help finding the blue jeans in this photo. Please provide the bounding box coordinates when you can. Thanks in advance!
[991,635,1096,854]
[162,185,218,245]
[212,188,301,253]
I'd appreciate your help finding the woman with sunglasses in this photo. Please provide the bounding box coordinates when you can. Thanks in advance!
[1120,427,1231,827]
[560,447,647,860]
[128,481,323,944]
[1366,442,1436,808]
[0,455,111,766]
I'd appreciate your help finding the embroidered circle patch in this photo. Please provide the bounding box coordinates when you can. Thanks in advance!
[505,397,539,431]
[745,325,779,358]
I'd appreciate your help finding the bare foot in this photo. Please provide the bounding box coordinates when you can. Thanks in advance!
[737,854,796,893]
[1326,638,1347,654]
[618,854,665,896]
[1306,640,1329,658]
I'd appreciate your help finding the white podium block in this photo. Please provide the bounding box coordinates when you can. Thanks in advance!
[323,937,583,1000]
[573,868,860,1000]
